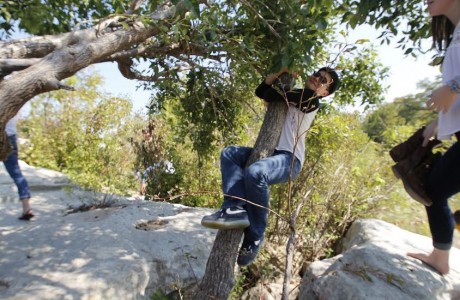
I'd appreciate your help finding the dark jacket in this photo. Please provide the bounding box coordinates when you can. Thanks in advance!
[255,82,320,113]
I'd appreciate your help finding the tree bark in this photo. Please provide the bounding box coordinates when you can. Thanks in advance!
[194,100,288,299]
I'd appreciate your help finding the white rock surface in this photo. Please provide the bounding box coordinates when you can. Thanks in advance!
[299,219,460,300]
[3,161,460,299]
[0,161,216,299]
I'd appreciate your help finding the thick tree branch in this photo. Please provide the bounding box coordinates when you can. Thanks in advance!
[0,1,184,160]
[115,57,193,82]
[117,58,159,81]
[103,40,220,62]
[0,33,68,59]
[0,58,41,79]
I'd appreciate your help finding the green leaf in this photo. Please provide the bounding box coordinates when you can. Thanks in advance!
[429,56,444,66]
[355,39,370,44]
[404,48,413,55]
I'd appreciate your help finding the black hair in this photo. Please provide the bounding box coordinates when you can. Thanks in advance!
[432,15,454,51]
[318,67,340,95]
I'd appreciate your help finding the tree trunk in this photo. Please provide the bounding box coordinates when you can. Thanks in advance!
[194,100,288,299]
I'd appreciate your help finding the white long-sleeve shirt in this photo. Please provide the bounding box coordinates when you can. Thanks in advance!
[276,106,318,165]
[5,115,18,136]
[255,81,320,166]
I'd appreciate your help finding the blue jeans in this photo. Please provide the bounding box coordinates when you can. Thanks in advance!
[426,141,460,250]
[220,146,302,241]
[3,135,31,200]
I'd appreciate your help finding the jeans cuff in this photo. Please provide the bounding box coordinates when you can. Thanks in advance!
[243,228,264,242]
[222,198,245,209]
[433,241,452,250]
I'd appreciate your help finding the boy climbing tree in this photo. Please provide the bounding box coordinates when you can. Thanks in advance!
[195,66,340,299]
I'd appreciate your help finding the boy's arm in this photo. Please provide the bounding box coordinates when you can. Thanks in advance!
[255,82,319,113]
[255,68,290,98]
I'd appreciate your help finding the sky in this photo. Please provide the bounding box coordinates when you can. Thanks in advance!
[93,62,153,114]
[346,24,440,107]
[91,24,441,115]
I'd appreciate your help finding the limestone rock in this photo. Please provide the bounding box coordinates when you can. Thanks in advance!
[0,161,216,299]
[3,162,460,299]
[299,219,460,300]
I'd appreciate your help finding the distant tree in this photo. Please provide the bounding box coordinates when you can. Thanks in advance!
[21,71,141,195]
[363,76,441,147]
[363,104,406,144]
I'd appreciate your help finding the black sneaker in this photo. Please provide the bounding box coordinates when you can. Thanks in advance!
[201,206,250,230]
[237,237,263,266]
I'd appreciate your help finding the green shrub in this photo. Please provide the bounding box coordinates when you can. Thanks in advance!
[20,71,141,195]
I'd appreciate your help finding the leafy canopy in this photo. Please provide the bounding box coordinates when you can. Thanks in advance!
[1,0,434,158]
[1,0,399,99]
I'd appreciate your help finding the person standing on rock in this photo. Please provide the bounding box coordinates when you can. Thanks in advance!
[201,66,340,266]
[407,0,460,275]
[2,115,34,220]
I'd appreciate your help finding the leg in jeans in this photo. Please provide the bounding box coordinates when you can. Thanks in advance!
[220,146,253,209]
[3,135,31,213]
[205,146,300,234]
[408,142,460,274]
[243,150,301,241]
[201,146,253,229]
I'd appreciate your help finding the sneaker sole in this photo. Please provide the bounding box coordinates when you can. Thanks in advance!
[392,165,432,207]
[201,219,250,230]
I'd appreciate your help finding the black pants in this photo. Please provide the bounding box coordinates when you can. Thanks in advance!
[426,141,460,250]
